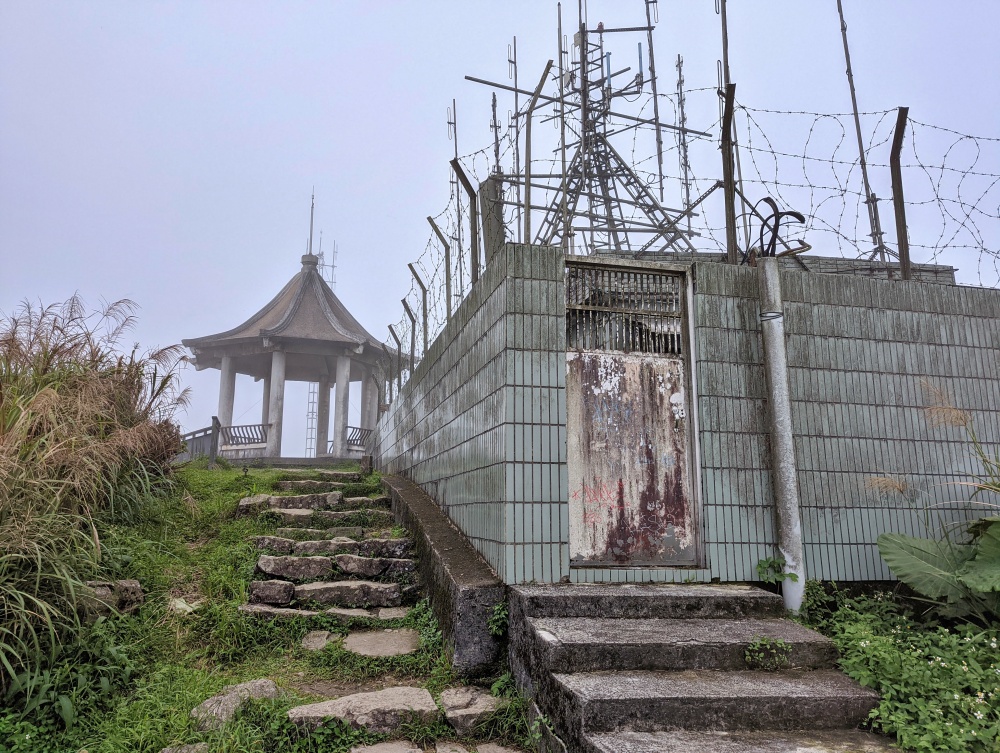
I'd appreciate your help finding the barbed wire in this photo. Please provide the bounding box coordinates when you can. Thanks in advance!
[378,84,999,395]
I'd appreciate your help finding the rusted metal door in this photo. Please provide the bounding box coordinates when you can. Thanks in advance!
[566,263,697,566]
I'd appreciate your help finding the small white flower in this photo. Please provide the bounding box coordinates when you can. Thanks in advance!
[974,711,984,720]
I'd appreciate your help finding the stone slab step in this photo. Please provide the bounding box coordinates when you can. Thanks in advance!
[257,555,333,582]
[276,526,364,540]
[357,538,414,559]
[512,584,784,620]
[293,538,363,556]
[335,553,416,578]
[315,509,394,526]
[267,508,315,525]
[527,617,837,672]
[242,603,410,623]
[274,479,346,492]
[344,495,391,507]
[266,492,342,510]
[287,686,437,732]
[266,508,393,527]
[249,579,296,605]
[553,669,878,733]
[583,730,900,753]
[255,553,415,583]
[251,537,412,559]
[312,470,361,482]
[252,536,297,554]
[294,579,401,608]
[239,603,318,619]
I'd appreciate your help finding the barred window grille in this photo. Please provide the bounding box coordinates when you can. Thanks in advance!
[565,263,684,354]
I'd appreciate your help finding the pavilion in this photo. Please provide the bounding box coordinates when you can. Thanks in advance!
[183,253,384,458]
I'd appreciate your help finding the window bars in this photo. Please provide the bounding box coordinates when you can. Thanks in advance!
[566,263,685,354]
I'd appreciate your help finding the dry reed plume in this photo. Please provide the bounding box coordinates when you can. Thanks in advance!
[0,295,187,693]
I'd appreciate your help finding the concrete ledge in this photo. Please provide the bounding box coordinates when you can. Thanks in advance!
[381,475,505,677]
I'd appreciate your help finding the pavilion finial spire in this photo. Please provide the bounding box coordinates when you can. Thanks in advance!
[307,189,316,256]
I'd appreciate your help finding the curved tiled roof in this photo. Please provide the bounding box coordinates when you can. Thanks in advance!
[183,254,382,352]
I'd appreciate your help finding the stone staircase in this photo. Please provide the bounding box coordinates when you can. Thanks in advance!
[237,476,419,619]
[509,584,898,753]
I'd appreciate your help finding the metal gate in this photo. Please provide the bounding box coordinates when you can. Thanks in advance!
[566,262,697,566]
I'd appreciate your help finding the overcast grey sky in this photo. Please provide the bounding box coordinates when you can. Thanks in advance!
[2,1,998,454]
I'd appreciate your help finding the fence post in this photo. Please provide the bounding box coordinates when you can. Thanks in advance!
[401,300,417,373]
[209,415,220,467]
[381,343,394,403]
[524,60,555,244]
[890,106,911,281]
[427,216,453,320]
[721,83,739,264]
[388,325,403,393]
[450,158,480,284]
[408,263,429,356]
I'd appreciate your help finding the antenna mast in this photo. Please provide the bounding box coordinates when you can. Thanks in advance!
[676,54,691,234]
[447,99,465,292]
[836,0,889,263]
[644,0,665,201]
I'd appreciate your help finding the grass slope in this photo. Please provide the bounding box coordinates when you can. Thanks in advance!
[0,464,531,753]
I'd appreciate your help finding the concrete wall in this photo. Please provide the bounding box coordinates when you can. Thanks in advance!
[375,246,1000,585]
[694,261,1000,581]
[373,244,568,583]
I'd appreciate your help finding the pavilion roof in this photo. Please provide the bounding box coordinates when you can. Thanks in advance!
[183,254,383,354]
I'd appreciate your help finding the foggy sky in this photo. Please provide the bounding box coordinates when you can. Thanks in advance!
[2,1,997,454]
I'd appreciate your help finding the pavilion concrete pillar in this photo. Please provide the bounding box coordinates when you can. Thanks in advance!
[218,356,236,428]
[332,355,351,456]
[361,366,377,429]
[261,375,271,425]
[265,350,286,457]
[316,376,331,456]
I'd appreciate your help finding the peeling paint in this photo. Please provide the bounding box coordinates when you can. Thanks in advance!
[567,351,696,566]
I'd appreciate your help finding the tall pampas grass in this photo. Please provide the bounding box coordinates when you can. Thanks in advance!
[0,295,187,696]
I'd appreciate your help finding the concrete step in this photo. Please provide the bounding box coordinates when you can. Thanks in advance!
[512,584,785,620]
[525,617,838,672]
[583,730,900,753]
[552,669,879,734]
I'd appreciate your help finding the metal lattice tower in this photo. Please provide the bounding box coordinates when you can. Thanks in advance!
[304,225,338,457]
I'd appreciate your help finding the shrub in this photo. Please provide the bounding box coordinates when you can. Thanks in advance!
[801,584,1000,752]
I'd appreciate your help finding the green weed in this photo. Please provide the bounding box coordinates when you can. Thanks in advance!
[487,601,509,638]
[755,556,799,585]
[743,636,791,671]
[800,582,1000,752]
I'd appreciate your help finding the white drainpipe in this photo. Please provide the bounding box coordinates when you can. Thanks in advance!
[759,257,805,611]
